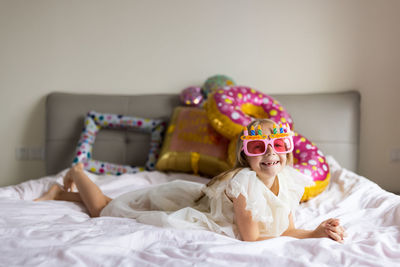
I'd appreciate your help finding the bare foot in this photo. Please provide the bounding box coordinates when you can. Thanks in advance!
[34,184,62,201]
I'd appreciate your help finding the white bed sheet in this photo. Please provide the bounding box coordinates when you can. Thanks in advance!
[0,156,399,267]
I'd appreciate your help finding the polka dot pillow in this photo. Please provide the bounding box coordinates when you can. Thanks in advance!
[73,111,165,175]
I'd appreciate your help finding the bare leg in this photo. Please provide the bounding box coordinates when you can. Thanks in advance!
[36,163,112,217]
[34,184,82,202]
[69,167,112,217]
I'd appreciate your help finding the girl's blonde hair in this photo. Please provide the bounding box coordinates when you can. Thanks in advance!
[199,119,293,196]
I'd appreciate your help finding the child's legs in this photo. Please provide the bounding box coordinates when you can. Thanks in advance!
[57,189,82,202]
[72,171,112,217]
[35,184,82,202]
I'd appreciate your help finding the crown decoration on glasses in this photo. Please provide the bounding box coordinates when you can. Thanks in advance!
[241,123,293,140]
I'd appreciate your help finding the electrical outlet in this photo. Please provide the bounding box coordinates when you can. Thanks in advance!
[29,147,45,160]
[390,149,400,162]
[16,147,29,160]
[16,147,45,161]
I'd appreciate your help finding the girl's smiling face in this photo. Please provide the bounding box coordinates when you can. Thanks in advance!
[246,122,287,181]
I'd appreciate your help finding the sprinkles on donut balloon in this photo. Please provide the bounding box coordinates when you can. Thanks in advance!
[206,86,293,140]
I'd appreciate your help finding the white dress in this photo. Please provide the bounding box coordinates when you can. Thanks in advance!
[100,167,313,239]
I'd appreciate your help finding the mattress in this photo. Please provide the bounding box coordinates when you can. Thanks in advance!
[1,156,399,267]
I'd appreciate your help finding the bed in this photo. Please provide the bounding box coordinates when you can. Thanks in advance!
[1,91,399,266]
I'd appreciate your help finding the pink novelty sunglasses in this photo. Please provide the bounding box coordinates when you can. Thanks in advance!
[242,137,294,156]
[241,123,294,156]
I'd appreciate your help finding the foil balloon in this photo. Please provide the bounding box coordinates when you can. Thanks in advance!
[180,86,204,107]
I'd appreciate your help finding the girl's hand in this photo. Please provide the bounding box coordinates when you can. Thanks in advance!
[63,163,84,192]
[312,218,346,243]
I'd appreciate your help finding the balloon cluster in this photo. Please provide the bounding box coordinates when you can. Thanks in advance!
[177,74,331,201]
[180,75,236,107]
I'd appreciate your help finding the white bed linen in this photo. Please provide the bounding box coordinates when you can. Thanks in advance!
[0,156,399,267]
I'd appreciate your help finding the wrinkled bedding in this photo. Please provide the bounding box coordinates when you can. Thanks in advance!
[0,156,399,267]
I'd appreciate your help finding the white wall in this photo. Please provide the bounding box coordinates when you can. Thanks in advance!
[357,1,400,190]
[0,0,399,191]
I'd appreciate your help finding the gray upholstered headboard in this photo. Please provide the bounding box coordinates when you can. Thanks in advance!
[46,91,360,175]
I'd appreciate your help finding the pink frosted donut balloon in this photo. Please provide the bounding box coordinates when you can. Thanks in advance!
[206,86,293,140]
[180,86,204,107]
[205,85,330,202]
[292,132,330,202]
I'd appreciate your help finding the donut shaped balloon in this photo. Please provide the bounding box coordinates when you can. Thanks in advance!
[180,86,204,107]
[206,86,293,140]
[201,74,236,100]
[205,85,329,201]
[292,132,330,202]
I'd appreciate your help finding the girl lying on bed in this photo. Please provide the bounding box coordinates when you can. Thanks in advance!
[36,119,346,242]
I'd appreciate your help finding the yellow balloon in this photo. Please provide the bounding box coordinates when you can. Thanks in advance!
[156,107,234,177]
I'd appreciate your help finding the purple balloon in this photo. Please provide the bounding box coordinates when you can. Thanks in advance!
[180,86,204,107]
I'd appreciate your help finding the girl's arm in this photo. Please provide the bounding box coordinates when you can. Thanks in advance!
[282,213,345,243]
[233,195,345,242]
[233,194,267,241]
[233,194,276,241]
[281,212,314,238]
